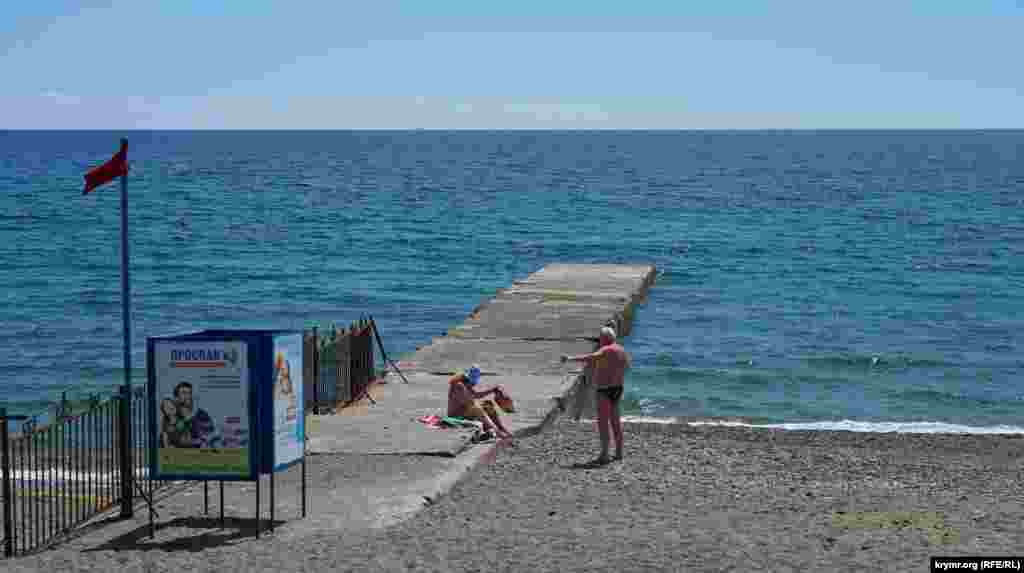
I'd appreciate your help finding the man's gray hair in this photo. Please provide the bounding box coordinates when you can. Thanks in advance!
[600,326,617,341]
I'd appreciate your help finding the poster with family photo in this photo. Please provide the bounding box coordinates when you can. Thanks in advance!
[152,339,251,478]
[272,333,304,469]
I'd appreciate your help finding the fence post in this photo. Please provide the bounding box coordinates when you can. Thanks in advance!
[118,385,133,518]
[354,323,362,399]
[1,408,13,558]
[363,323,371,391]
[303,330,313,412]
[337,328,351,402]
[312,326,320,415]
[365,324,373,387]
[365,324,371,386]
[354,323,365,399]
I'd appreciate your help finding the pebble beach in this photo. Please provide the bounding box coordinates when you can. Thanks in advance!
[4,419,1024,572]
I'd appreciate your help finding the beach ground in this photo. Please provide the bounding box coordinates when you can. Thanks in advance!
[4,419,1023,573]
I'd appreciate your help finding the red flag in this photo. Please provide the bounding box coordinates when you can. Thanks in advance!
[82,140,128,195]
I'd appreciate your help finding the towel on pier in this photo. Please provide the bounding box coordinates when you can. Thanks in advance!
[417,415,484,431]
[418,415,445,428]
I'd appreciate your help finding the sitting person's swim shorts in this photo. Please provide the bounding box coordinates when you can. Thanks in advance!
[459,399,501,419]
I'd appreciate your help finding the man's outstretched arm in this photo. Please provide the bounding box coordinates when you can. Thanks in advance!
[561,348,604,364]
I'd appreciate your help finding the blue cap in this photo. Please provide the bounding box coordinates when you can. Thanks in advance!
[465,365,481,386]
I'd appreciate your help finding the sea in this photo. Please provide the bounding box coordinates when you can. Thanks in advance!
[3,130,1024,434]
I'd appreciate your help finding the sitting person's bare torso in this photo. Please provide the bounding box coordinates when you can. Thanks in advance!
[447,377,474,417]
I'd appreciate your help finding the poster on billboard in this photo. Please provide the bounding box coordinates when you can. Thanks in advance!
[152,339,252,479]
[272,333,304,470]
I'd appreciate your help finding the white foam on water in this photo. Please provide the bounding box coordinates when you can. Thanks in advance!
[619,416,679,425]
[576,416,679,425]
[619,416,1024,434]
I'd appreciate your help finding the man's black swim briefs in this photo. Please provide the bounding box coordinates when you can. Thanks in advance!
[595,385,624,403]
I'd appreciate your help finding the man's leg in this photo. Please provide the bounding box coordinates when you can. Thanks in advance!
[481,413,508,439]
[493,418,513,440]
[596,395,612,462]
[482,402,513,439]
[611,399,624,460]
[477,415,497,435]
[464,401,498,435]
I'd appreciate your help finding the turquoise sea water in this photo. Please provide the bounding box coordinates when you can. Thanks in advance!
[3,130,1024,432]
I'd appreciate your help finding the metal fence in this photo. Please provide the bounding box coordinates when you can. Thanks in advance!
[1,386,161,558]
[304,319,377,413]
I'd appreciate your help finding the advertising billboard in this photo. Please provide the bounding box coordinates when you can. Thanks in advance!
[150,339,253,479]
[271,333,304,470]
[149,329,306,481]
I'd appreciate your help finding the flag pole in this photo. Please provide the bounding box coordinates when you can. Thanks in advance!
[118,137,134,518]
[82,138,134,517]
[120,137,131,396]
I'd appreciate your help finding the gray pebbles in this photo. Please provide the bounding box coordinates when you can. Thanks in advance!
[4,420,1023,572]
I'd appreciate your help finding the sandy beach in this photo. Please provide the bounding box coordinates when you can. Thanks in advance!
[4,418,1023,572]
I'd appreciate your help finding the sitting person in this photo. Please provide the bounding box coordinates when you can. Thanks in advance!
[447,365,513,441]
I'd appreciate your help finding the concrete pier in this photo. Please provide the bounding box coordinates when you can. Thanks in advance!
[308,263,657,457]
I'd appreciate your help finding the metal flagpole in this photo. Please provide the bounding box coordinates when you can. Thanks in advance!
[120,137,131,395]
[118,138,134,518]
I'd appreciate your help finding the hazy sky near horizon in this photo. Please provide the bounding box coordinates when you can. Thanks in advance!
[2,1,1023,129]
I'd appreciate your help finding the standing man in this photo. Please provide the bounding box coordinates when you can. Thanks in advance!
[562,326,631,465]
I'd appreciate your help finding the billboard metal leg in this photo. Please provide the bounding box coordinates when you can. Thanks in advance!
[204,481,209,515]
[255,474,260,539]
[149,489,155,539]
[219,481,224,529]
[300,455,306,518]
[270,471,275,532]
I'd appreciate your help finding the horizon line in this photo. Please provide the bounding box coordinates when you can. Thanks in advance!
[5,127,1024,132]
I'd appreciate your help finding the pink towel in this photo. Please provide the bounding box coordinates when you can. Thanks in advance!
[418,415,444,428]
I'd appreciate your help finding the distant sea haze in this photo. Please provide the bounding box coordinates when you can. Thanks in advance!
[3,130,1024,433]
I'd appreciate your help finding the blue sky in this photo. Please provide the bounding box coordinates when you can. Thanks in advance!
[2,1,1022,128]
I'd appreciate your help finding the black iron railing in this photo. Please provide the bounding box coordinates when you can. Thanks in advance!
[1,386,163,558]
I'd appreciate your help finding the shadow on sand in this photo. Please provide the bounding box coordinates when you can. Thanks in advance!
[82,516,285,553]
[565,458,615,470]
